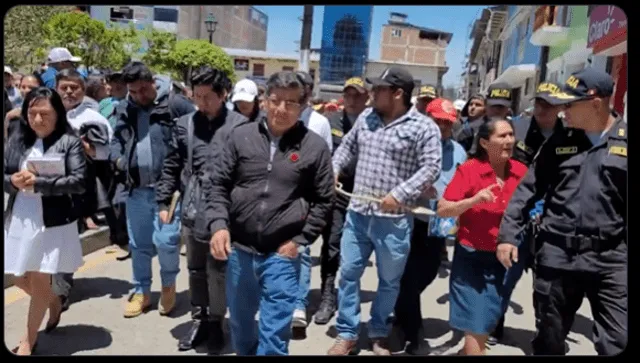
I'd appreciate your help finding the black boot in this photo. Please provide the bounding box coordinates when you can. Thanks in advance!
[487,315,505,346]
[206,320,225,355]
[178,306,209,351]
[314,276,337,325]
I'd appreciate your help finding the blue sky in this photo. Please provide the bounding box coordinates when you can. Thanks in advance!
[254,5,485,87]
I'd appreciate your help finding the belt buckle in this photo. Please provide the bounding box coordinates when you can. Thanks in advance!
[577,234,596,252]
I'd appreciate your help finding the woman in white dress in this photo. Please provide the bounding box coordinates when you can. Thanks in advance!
[4,87,87,355]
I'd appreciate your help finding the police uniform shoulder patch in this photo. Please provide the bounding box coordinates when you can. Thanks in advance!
[609,146,627,157]
[618,128,625,137]
[331,128,344,137]
[555,146,578,155]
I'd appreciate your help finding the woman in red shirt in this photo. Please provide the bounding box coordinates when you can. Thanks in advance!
[437,117,527,355]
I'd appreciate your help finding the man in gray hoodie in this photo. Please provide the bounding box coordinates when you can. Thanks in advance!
[110,62,194,318]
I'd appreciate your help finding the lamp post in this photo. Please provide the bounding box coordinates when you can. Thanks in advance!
[204,12,218,44]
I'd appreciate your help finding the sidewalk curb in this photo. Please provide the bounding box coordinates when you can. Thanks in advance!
[4,226,111,289]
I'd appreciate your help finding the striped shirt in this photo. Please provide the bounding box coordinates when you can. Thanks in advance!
[332,107,442,217]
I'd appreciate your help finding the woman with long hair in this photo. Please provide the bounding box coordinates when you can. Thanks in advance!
[437,117,527,355]
[4,87,86,355]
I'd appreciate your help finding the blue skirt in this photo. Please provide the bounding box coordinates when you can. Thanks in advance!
[449,244,507,335]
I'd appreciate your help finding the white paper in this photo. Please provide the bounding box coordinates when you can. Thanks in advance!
[26,154,65,177]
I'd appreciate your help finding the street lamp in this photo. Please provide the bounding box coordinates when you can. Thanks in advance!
[204,13,218,44]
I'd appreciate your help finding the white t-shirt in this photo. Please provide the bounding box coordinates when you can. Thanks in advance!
[300,106,332,152]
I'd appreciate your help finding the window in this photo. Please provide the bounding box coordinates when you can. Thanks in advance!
[391,28,402,37]
[154,7,178,23]
[282,66,294,71]
[110,7,133,21]
[253,63,265,77]
[234,59,249,71]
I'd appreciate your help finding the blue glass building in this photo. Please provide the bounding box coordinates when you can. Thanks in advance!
[320,6,373,84]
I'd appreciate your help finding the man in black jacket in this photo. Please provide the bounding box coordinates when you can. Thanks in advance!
[206,71,334,355]
[156,67,247,353]
[314,77,368,325]
[109,62,194,319]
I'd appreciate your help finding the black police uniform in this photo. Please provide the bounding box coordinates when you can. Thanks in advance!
[498,69,627,355]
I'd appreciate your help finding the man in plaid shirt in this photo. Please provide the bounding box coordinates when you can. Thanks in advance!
[327,67,442,356]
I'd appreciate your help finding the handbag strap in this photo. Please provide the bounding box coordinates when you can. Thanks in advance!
[186,114,194,177]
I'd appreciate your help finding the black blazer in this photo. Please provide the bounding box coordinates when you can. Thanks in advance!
[4,132,87,227]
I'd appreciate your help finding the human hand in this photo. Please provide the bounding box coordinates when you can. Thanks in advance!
[210,229,231,260]
[472,183,501,205]
[81,137,96,158]
[277,240,299,259]
[380,193,402,213]
[159,210,170,224]
[496,243,519,269]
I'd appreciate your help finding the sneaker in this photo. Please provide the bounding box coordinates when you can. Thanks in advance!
[292,309,307,328]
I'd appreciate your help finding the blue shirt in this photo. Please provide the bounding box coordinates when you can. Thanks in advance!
[40,67,87,89]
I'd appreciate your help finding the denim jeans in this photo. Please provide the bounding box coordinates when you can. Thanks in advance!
[126,187,181,294]
[295,246,312,311]
[336,210,413,340]
[226,247,300,356]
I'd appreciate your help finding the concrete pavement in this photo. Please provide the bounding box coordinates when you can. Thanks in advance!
[4,240,597,355]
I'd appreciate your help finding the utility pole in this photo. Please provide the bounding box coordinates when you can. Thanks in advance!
[299,5,313,73]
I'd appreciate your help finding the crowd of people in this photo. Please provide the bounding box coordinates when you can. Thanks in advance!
[3,45,626,357]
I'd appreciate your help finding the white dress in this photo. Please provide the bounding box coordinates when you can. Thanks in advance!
[4,139,84,277]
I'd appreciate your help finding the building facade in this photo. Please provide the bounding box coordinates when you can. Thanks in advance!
[178,6,267,50]
[545,6,590,84]
[319,6,373,84]
[223,48,320,86]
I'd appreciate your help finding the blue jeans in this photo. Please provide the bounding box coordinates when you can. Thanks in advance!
[336,210,413,340]
[126,187,181,294]
[226,247,301,356]
[295,246,312,311]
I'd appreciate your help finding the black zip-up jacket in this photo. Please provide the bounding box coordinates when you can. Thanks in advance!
[4,132,87,227]
[512,116,565,166]
[204,118,334,254]
[156,109,247,239]
[328,110,356,210]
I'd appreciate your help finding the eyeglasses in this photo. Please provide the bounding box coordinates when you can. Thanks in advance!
[267,98,301,111]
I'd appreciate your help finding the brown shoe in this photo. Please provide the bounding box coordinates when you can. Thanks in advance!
[124,293,151,318]
[371,338,391,355]
[327,337,358,355]
[159,285,176,316]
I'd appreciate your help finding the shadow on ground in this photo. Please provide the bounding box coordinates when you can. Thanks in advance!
[32,324,112,355]
[68,277,132,305]
[170,318,233,355]
[488,326,536,355]
[311,256,372,268]
[569,313,593,341]
[149,290,191,319]
[437,260,451,279]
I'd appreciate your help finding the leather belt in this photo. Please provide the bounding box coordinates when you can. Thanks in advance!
[539,230,623,253]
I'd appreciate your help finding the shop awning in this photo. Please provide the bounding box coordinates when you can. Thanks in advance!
[493,64,537,86]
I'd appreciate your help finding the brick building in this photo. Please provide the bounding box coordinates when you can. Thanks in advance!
[178,6,267,50]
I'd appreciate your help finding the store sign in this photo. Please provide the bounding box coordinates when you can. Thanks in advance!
[587,6,627,49]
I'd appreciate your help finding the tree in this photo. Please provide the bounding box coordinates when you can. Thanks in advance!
[141,28,177,76]
[166,39,236,84]
[3,5,75,70]
[40,12,141,71]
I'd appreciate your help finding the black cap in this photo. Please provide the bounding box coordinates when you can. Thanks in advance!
[343,77,367,93]
[366,67,415,94]
[486,83,513,107]
[533,81,565,105]
[418,84,437,99]
[547,68,615,104]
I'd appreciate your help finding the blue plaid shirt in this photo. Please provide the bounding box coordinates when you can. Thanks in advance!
[332,107,442,217]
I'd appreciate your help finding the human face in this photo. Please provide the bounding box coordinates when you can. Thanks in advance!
[562,98,603,130]
[27,98,58,138]
[467,98,485,119]
[265,87,303,136]
[127,80,157,107]
[4,72,12,88]
[533,99,562,126]
[434,118,454,139]
[12,74,22,88]
[56,78,84,110]
[235,100,255,118]
[19,76,40,98]
[371,85,398,115]
[343,88,368,116]
[486,104,510,118]
[193,85,225,118]
[479,120,515,163]
[108,80,128,99]
[416,97,434,115]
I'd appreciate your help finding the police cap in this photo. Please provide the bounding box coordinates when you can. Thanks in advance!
[486,83,513,107]
[547,68,615,105]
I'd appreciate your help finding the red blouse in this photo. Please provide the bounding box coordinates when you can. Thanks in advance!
[443,158,528,252]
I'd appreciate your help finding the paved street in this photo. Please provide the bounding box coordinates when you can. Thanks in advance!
[4,239,597,355]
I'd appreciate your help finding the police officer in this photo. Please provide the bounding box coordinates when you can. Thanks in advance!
[497,68,627,355]
[490,81,567,346]
[455,82,512,153]
[414,84,437,115]
[313,77,368,325]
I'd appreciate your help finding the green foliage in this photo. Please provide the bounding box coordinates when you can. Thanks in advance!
[40,12,141,71]
[3,5,75,70]
[166,39,236,84]
[140,28,177,77]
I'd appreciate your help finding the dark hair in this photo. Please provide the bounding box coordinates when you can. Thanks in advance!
[12,87,73,153]
[266,71,306,103]
[461,94,486,118]
[20,74,43,88]
[190,66,231,97]
[30,71,45,86]
[85,75,106,100]
[55,68,85,89]
[122,61,154,84]
[233,99,260,121]
[470,117,513,160]
[105,70,124,84]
